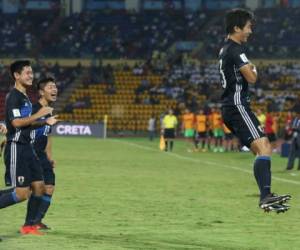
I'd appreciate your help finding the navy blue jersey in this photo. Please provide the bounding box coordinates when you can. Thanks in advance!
[31,102,51,153]
[218,39,251,107]
[5,88,33,144]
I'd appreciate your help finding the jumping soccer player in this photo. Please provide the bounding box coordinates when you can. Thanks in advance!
[218,9,291,213]
[0,60,58,235]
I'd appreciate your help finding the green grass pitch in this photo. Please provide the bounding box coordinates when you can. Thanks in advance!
[1,137,300,250]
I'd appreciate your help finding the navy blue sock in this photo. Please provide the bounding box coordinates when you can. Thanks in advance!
[25,195,42,225]
[170,141,174,151]
[0,191,20,209]
[254,156,271,200]
[34,194,52,224]
[0,187,14,196]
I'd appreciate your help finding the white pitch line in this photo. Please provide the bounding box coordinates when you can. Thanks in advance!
[113,139,300,186]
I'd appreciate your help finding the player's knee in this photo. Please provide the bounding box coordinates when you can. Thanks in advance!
[45,185,55,195]
[31,181,46,196]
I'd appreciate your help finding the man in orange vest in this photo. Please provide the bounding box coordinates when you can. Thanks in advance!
[195,108,208,152]
[181,108,196,152]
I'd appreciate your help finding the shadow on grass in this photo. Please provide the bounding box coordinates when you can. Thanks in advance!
[48,230,247,250]
[245,193,260,198]
[0,231,23,240]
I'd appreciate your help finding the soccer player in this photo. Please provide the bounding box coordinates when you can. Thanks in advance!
[0,60,58,234]
[181,108,195,152]
[218,9,290,212]
[28,77,58,229]
[211,107,224,152]
[195,108,208,152]
[162,109,178,152]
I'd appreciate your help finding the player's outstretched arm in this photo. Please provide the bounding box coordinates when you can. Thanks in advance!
[46,115,60,126]
[12,107,53,128]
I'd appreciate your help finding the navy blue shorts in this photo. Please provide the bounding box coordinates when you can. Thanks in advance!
[4,143,43,187]
[37,151,55,186]
[164,128,175,139]
[222,105,265,148]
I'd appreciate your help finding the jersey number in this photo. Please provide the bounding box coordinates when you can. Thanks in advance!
[219,59,227,89]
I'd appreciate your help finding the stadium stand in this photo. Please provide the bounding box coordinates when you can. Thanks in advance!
[1,5,300,134]
[1,7,300,59]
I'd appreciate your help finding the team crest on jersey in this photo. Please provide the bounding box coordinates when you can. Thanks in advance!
[17,176,25,185]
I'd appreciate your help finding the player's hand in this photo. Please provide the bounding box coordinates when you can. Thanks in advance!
[249,63,257,74]
[0,139,6,157]
[0,124,7,134]
[46,115,60,126]
[37,107,54,118]
[50,159,56,168]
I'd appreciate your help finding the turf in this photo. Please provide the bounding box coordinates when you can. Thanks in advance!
[0,137,300,250]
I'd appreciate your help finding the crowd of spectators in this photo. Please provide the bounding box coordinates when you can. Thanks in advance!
[126,59,300,114]
[204,8,300,59]
[41,10,210,58]
[1,7,300,59]
[0,12,57,57]
[70,57,300,119]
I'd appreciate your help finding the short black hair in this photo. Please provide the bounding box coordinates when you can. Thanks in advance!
[225,9,254,34]
[37,77,56,91]
[10,60,31,80]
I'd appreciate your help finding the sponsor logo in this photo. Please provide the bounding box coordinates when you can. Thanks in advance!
[56,125,92,135]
